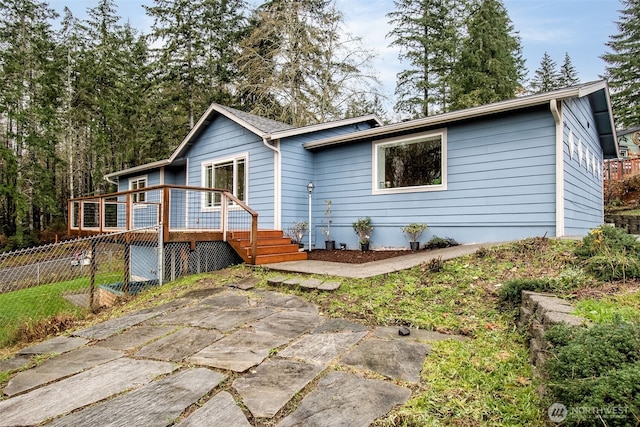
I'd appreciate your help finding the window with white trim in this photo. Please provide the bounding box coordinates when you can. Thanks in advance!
[374,130,446,192]
[129,176,147,203]
[202,155,247,208]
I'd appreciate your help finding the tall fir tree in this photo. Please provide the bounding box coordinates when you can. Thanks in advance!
[602,0,640,128]
[449,0,525,110]
[0,0,62,242]
[529,51,560,93]
[387,0,466,117]
[558,52,579,87]
[145,0,248,130]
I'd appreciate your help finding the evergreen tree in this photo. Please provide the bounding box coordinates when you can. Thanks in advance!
[387,0,465,117]
[145,0,248,130]
[602,0,640,128]
[235,0,379,126]
[529,51,560,93]
[449,0,525,110]
[0,0,62,242]
[559,52,579,87]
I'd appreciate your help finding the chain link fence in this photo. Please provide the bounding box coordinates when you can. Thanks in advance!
[0,226,163,347]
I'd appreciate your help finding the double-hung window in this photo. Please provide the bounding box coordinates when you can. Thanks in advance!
[202,155,247,208]
[129,176,147,203]
[373,130,446,193]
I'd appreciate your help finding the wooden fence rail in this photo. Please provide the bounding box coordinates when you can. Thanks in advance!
[603,158,640,180]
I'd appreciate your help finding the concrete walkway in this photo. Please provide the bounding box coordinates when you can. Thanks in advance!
[0,284,466,426]
[266,242,498,278]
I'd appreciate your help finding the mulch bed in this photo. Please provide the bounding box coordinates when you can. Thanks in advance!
[306,249,415,264]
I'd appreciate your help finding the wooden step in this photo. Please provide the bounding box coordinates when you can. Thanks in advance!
[227,229,307,265]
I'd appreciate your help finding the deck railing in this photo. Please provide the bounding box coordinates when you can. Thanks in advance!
[603,158,640,180]
[68,185,258,262]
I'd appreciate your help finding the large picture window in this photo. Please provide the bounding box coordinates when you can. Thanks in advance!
[374,131,446,193]
[129,176,147,203]
[202,155,247,208]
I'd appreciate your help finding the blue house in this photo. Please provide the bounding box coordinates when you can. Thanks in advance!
[69,80,618,268]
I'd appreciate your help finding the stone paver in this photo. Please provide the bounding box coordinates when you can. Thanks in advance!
[229,277,259,290]
[233,359,324,418]
[149,305,213,326]
[73,311,161,340]
[278,331,368,365]
[4,346,123,396]
[312,318,370,334]
[0,356,31,373]
[282,278,302,286]
[299,278,322,289]
[253,310,323,339]
[266,276,288,286]
[135,327,222,362]
[176,391,252,427]
[47,368,224,427]
[95,325,176,350]
[201,291,248,308]
[340,338,430,383]
[317,280,341,291]
[191,307,274,331]
[254,291,318,313]
[18,336,89,355]
[0,358,175,426]
[277,371,412,427]
[187,331,290,372]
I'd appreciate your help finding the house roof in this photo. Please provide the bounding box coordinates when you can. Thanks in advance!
[105,104,380,181]
[303,80,619,159]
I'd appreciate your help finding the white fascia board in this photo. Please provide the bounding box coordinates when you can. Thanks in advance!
[104,159,171,181]
[303,81,608,150]
[270,114,383,140]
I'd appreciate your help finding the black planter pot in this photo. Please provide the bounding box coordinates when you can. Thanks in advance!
[325,240,335,250]
[360,242,370,251]
[410,241,420,252]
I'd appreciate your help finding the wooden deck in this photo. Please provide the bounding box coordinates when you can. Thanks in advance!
[68,185,307,264]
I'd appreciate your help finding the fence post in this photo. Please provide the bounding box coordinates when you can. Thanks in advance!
[89,239,98,312]
[158,223,164,286]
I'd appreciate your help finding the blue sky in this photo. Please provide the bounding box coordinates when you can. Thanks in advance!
[52,0,621,111]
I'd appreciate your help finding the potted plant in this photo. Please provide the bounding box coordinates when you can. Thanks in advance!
[287,220,307,251]
[352,217,373,251]
[401,222,428,252]
[324,200,335,250]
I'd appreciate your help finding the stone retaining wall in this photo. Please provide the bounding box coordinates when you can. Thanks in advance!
[516,291,586,374]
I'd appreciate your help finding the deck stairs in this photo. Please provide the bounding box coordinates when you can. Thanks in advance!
[227,230,307,265]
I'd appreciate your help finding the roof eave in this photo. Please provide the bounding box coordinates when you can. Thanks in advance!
[303,81,610,150]
[104,158,172,181]
[270,114,383,140]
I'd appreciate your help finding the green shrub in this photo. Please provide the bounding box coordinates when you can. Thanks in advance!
[498,278,553,307]
[575,226,640,260]
[576,226,640,281]
[424,236,459,250]
[544,322,640,426]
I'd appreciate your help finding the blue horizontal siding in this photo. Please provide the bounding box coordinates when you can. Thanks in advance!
[563,97,604,236]
[304,109,558,248]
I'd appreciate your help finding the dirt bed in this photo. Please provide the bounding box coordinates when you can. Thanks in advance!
[306,249,414,264]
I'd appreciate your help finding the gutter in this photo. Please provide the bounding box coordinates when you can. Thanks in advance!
[550,99,565,237]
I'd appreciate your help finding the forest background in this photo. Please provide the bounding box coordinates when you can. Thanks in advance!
[0,0,636,250]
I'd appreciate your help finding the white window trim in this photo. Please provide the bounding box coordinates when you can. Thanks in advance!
[128,175,148,206]
[372,129,447,195]
[201,153,249,211]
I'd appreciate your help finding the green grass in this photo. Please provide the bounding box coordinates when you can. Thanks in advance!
[575,292,640,324]
[0,272,120,347]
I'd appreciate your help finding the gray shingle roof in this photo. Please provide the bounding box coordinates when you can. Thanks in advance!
[217,105,295,134]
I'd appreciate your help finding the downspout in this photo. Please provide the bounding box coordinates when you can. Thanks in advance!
[262,137,281,229]
[550,99,565,237]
